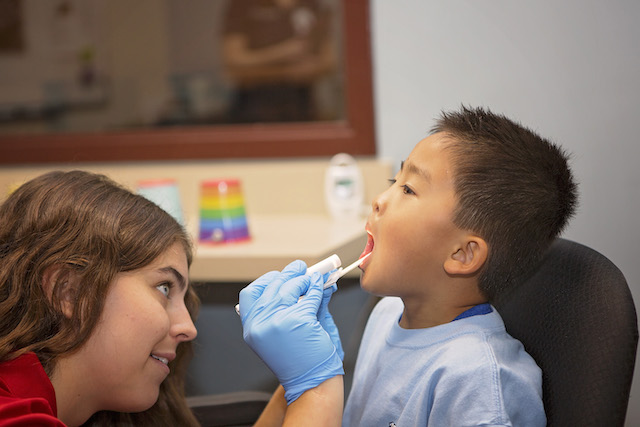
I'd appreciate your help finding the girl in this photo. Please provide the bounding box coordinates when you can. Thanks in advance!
[0,170,345,426]
[0,171,200,426]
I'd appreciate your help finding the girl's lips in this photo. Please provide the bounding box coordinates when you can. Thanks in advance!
[150,354,170,375]
[150,352,175,375]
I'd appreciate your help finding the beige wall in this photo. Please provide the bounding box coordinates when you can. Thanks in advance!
[0,156,391,220]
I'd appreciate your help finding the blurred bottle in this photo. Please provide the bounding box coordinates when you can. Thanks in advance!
[324,153,364,219]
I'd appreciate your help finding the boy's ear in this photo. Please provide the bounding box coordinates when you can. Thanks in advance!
[41,265,80,318]
[444,236,488,276]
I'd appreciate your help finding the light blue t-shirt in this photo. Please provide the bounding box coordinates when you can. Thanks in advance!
[343,297,546,426]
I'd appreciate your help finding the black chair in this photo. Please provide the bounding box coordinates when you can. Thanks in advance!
[186,390,271,427]
[495,238,638,427]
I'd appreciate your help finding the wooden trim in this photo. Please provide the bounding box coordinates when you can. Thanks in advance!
[0,0,375,164]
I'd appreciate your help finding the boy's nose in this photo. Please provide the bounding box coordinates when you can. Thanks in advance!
[371,189,388,214]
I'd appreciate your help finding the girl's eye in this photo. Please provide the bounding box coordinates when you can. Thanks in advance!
[387,178,397,186]
[156,282,173,298]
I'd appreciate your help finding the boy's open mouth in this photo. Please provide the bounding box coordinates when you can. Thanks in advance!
[360,229,374,261]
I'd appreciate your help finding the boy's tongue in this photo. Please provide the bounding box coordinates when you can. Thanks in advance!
[360,233,374,259]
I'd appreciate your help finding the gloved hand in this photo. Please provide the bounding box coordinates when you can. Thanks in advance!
[239,260,344,404]
[317,284,344,361]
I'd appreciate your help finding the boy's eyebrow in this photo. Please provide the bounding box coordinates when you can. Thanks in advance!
[159,266,187,291]
[401,159,431,182]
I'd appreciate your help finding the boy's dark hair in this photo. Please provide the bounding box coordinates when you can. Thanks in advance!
[432,106,578,301]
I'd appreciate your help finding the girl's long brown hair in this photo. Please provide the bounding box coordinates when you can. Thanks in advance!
[0,170,200,426]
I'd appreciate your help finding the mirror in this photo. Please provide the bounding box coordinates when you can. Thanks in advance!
[0,0,374,163]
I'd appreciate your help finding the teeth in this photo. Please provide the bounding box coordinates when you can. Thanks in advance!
[151,354,169,365]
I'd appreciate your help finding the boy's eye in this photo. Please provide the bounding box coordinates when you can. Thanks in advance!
[402,185,415,195]
[388,179,415,195]
[156,282,172,298]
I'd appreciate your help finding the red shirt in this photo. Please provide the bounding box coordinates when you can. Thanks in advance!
[0,352,65,426]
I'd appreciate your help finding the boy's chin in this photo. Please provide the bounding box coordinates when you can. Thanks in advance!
[359,274,382,295]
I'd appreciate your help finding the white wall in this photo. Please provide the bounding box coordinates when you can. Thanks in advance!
[370,0,640,425]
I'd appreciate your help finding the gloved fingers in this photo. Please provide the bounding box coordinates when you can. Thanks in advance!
[317,283,344,360]
[321,270,335,284]
[259,260,307,301]
[282,259,308,276]
[317,283,335,321]
[238,270,280,318]
[321,284,337,308]
[325,282,338,294]
[239,264,344,402]
[296,273,325,314]
[319,311,344,360]
[276,273,313,306]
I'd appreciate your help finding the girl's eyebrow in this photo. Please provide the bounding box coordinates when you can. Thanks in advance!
[159,266,187,291]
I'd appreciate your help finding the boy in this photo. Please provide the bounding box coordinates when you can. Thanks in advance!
[343,106,577,426]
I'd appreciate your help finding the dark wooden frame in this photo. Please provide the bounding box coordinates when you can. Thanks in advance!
[0,0,375,164]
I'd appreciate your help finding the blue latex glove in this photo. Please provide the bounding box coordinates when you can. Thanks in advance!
[239,260,344,404]
[318,284,344,360]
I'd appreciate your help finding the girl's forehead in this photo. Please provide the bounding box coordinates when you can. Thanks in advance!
[137,243,189,277]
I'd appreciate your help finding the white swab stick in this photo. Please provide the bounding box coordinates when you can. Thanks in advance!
[322,252,370,288]
[234,253,370,314]
[337,252,371,278]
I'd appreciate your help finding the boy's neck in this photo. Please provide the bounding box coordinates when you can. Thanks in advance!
[399,292,488,329]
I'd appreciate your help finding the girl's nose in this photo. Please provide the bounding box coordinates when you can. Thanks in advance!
[171,305,198,343]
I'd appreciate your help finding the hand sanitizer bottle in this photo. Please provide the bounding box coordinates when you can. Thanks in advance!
[324,153,364,219]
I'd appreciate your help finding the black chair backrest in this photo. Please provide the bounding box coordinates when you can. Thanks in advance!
[187,391,271,427]
[495,238,638,427]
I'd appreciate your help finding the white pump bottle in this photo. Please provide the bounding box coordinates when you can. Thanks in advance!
[324,153,364,219]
